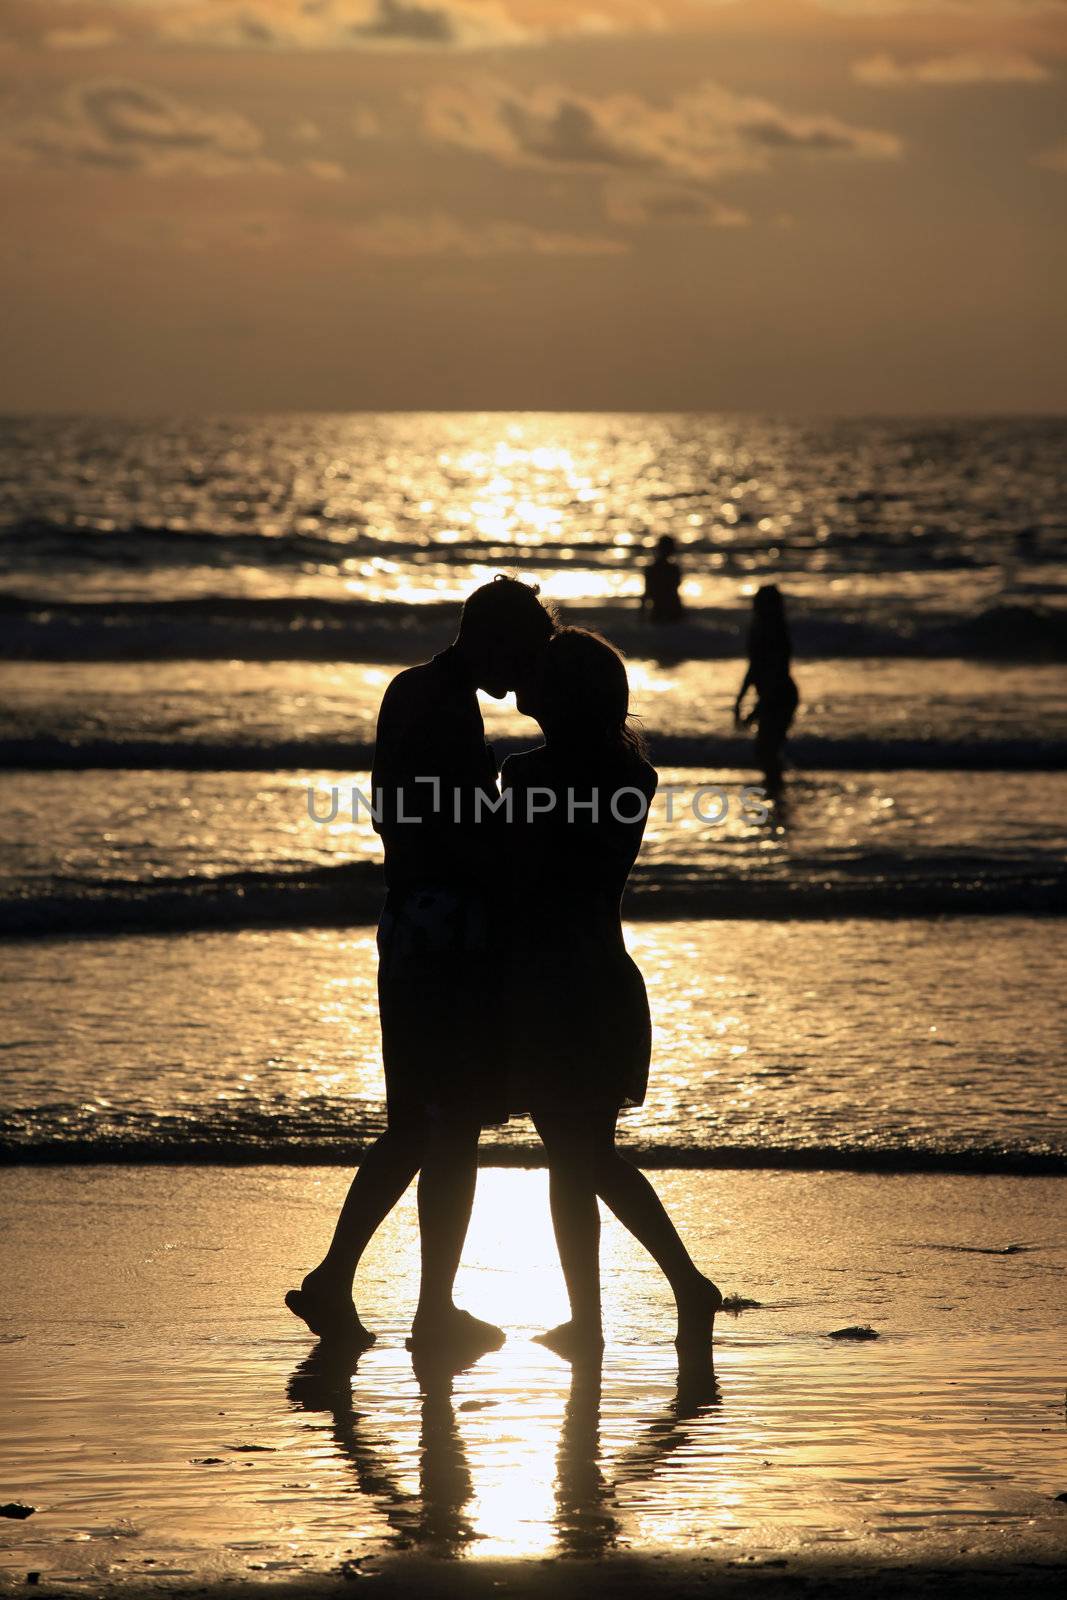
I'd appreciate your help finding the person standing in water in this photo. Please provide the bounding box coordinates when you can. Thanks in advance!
[733,584,799,796]
[641,535,685,625]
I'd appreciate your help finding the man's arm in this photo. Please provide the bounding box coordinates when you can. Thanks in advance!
[372,671,503,889]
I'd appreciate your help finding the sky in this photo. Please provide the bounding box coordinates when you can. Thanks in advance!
[1,0,1065,414]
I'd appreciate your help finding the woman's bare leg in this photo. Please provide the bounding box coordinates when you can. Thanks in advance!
[531,1109,604,1358]
[591,1136,722,1347]
[536,1104,721,1349]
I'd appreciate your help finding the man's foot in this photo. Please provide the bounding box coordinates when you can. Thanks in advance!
[405,1307,505,1358]
[533,1321,605,1362]
[675,1276,724,1351]
[284,1272,376,1348]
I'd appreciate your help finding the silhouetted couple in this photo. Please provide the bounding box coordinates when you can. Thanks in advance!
[287,576,721,1362]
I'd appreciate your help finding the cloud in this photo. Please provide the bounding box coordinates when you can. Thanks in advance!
[7,80,267,173]
[351,0,518,46]
[853,51,1053,85]
[353,108,382,138]
[16,0,1067,57]
[604,178,750,227]
[303,158,347,180]
[817,1,1065,14]
[1034,138,1067,169]
[148,0,530,52]
[348,211,626,255]
[420,81,903,184]
[43,25,119,51]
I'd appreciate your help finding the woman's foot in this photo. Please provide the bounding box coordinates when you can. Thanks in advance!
[284,1269,376,1348]
[675,1275,723,1351]
[406,1306,505,1357]
[533,1320,605,1362]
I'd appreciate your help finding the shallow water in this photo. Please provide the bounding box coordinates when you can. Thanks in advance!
[1,1167,1063,1581]
[6,759,1067,878]
[3,658,1065,758]
[3,766,1064,924]
[2,920,1063,1163]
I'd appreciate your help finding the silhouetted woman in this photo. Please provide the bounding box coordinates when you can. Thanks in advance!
[641,535,684,625]
[502,628,721,1360]
[733,584,799,795]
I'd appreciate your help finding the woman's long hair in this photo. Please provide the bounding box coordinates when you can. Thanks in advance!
[538,627,647,759]
[749,584,792,660]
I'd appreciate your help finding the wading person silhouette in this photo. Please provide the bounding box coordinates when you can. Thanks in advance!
[286,575,556,1355]
[502,628,722,1360]
[733,584,799,797]
[641,535,685,625]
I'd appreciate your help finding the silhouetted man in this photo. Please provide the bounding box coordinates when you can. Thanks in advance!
[641,535,685,625]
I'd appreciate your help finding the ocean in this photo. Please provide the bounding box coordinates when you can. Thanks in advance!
[2,412,1065,1169]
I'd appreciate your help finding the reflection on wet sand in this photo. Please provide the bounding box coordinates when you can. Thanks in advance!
[555,1351,721,1559]
[287,1344,721,1560]
[3,1167,1064,1584]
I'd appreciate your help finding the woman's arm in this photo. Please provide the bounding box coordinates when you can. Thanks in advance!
[734,663,755,723]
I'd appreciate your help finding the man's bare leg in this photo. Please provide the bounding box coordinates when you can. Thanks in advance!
[286,1125,421,1345]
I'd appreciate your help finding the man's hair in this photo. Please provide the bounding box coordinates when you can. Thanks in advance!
[459,574,556,649]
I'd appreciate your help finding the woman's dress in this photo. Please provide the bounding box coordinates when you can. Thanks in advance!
[501,744,657,1114]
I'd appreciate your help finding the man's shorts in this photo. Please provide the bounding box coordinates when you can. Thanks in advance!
[377,887,506,1131]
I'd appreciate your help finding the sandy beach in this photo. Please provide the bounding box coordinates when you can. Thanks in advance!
[2,1165,1064,1596]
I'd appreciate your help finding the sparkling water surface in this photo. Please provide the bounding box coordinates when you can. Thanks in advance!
[3,414,1065,617]
[3,767,1064,900]
[2,412,1063,1160]
[3,659,1065,753]
[2,921,1063,1162]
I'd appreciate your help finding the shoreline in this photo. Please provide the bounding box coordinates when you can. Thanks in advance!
[2,1148,1065,1175]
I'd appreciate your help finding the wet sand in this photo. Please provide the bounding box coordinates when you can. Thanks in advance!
[1,1166,1064,1596]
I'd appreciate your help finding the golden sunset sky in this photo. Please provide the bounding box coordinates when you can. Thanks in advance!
[2,0,1065,412]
